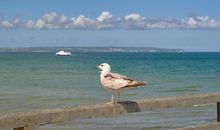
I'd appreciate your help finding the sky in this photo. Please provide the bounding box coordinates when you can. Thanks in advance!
[0,0,220,51]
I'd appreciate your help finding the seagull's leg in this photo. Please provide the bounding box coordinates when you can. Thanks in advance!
[112,93,118,104]
[105,94,114,105]
[111,94,114,103]
[106,93,118,104]
[117,92,120,102]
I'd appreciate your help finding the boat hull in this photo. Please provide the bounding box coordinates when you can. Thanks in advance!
[55,51,71,56]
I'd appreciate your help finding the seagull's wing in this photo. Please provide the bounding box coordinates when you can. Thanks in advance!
[103,73,146,90]
[108,72,127,79]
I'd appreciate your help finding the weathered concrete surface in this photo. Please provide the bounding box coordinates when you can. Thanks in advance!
[23,124,39,130]
[0,93,220,129]
[217,102,220,122]
[0,110,50,129]
[176,122,220,130]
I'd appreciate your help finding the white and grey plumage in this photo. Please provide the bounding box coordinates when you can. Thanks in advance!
[97,63,146,104]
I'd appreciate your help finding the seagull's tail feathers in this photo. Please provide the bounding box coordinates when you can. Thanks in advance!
[123,81,146,88]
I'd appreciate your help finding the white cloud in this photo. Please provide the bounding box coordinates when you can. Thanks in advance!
[124,14,220,29]
[124,13,146,29]
[42,12,58,23]
[146,21,177,29]
[124,14,179,29]
[96,12,115,29]
[41,12,69,24]
[1,12,220,30]
[13,17,20,24]
[35,19,46,29]
[186,17,197,28]
[0,17,21,28]
[0,20,13,28]
[24,12,71,29]
[74,15,95,28]
[197,16,209,21]
[96,11,113,22]
[125,13,145,22]
[183,16,220,29]
[60,15,68,23]
[25,20,35,28]
[208,19,220,28]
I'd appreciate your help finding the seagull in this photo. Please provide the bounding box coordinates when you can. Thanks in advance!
[97,63,146,104]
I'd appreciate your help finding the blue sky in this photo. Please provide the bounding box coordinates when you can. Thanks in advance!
[0,0,220,51]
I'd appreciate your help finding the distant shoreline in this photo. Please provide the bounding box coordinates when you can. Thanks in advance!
[0,47,184,53]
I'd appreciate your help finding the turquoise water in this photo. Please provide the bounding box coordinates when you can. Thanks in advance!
[0,52,220,129]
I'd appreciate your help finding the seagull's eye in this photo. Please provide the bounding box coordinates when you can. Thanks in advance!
[101,65,104,67]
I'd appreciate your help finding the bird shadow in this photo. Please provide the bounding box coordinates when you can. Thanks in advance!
[117,101,141,113]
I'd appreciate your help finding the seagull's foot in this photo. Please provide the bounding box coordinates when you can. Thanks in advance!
[105,101,117,105]
[105,102,113,105]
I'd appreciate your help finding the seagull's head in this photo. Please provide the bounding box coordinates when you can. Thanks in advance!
[97,63,111,73]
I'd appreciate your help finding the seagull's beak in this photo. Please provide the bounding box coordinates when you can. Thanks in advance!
[96,65,100,70]
[96,65,102,73]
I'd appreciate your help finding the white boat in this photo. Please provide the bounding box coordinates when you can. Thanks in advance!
[56,50,71,56]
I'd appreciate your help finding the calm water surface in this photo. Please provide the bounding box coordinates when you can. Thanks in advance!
[0,52,220,129]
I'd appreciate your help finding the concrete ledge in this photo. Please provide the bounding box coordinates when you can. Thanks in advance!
[0,110,50,129]
[1,93,220,129]
[176,122,220,130]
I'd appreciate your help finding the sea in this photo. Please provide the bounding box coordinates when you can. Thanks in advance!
[0,52,220,130]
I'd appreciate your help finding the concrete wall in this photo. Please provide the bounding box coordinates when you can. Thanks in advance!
[0,93,220,129]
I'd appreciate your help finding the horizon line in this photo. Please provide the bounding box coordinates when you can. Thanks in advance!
[0,46,220,52]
